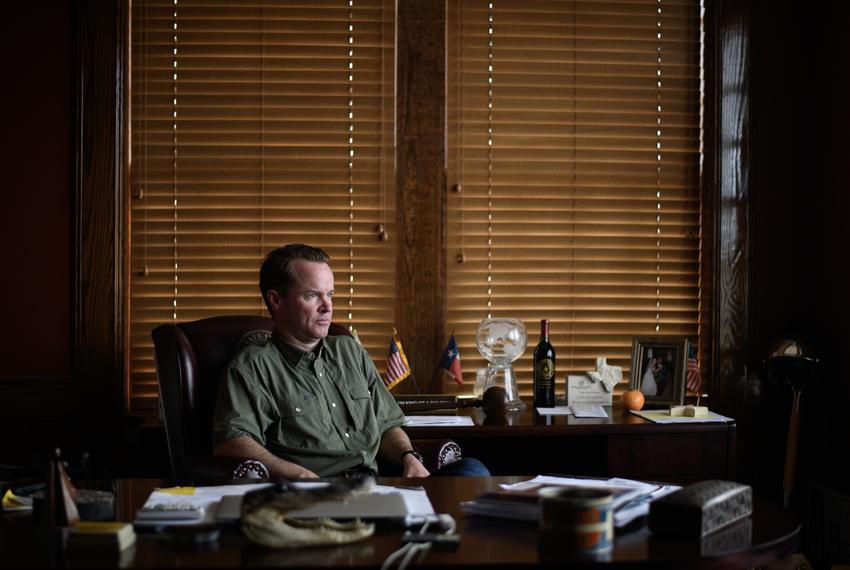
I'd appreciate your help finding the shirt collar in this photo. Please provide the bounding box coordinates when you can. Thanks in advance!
[271,329,327,367]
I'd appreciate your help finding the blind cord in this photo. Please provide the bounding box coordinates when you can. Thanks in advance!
[348,0,356,329]
[485,1,494,319]
[654,0,664,333]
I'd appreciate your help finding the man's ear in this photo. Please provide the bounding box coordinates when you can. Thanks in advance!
[266,289,282,311]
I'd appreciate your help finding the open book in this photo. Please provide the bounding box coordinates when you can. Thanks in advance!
[460,475,680,528]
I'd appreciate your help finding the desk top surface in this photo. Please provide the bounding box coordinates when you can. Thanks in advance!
[403,405,736,438]
[1,476,797,569]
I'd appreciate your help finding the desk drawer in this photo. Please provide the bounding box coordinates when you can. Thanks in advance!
[607,432,732,482]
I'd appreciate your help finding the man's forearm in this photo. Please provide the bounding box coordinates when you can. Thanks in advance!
[379,426,429,477]
[379,426,414,459]
[214,435,318,479]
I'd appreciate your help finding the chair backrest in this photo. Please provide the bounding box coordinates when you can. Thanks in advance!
[152,315,350,479]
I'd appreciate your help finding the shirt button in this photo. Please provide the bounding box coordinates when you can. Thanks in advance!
[318,372,323,377]
[295,407,301,413]
[344,433,350,438]
[360,450,366,455]
[332,403,337,408]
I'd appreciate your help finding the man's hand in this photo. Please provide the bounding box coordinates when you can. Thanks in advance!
[401,453,430,478]
[290,466,321,479]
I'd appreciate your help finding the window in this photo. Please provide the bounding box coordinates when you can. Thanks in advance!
[129,0,396,413]
[447,0,707,395]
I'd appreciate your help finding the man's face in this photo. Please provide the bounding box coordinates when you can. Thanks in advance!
[269,260,334,347]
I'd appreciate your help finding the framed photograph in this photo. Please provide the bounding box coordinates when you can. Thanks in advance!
[629,336,688,407]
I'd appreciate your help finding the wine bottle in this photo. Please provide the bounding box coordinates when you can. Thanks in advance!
[533,319,556,407]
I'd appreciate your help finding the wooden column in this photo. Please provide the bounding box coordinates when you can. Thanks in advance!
[75,0,127,437]
[395,0,447,392]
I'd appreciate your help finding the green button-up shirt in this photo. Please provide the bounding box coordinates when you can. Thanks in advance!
[212,331,405,476]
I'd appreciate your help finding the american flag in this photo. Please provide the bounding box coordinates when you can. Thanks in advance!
[686,343,703,394]
[437,334,464,385]
[384,330,411,391]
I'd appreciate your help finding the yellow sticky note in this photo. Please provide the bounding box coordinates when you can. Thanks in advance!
[154,486,196,495]
[2,489,32,509]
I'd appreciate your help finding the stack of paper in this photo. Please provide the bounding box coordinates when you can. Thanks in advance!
[461,475,680,528]
[403,416,474,427]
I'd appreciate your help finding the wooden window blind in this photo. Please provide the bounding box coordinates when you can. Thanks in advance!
[129,0,396,414]
[447,0,707,397]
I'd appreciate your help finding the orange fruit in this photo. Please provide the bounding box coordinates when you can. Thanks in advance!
[622,389,645,411]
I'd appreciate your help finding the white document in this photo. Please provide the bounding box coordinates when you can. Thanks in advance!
[488,475,680,528]
[629,409,734,424]
[137,483,436,526]
[535,406,573,416]
[569,404,609,418]
[135,483,273,526]
[567,374,613,406]
[404,415,474,427]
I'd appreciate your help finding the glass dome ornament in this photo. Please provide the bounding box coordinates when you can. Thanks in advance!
[475,317,528,411]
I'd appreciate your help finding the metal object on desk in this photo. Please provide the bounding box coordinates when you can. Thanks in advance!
[763,338,819,508]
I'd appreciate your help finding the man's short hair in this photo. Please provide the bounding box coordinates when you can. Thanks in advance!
[259,244,330,311]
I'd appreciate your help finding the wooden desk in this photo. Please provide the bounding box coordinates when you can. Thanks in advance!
[0,477,798,568]
[404,407,737,483]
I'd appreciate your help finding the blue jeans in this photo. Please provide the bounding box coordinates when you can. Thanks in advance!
[432,457,490,476]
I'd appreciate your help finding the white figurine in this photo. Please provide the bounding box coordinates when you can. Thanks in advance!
[587,357,622,392]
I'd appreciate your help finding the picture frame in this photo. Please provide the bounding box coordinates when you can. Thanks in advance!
[629,336,688,407]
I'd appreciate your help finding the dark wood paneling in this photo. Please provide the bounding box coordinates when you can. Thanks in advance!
[74,0,126,440]
[0,0,75,465]
[394,0,447,391]
[0,2,72,379]
[706,0,760,487]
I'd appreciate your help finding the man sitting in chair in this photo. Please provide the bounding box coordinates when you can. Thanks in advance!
[213,244,488,478]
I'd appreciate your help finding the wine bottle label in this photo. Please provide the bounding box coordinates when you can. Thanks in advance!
[536,358,555,381]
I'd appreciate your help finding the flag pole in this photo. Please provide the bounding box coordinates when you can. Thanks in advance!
[409,369,422,395]
[427,367,441,394]
[427,331,455,394]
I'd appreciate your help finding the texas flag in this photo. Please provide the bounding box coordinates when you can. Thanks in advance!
[438,334,464,385]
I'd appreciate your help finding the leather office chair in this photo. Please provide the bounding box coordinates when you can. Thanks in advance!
[152,315,460,481]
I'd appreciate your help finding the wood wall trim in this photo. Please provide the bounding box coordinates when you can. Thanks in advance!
[74,0,126,435]
[394,0,447,391]
[711,0,751,412]
[707,0,758,484]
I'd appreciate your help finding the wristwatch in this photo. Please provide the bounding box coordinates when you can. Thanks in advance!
[399,449,425,465]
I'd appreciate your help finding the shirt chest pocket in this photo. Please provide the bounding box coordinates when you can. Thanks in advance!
[276,396,326,447]
[342,388,375,430]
